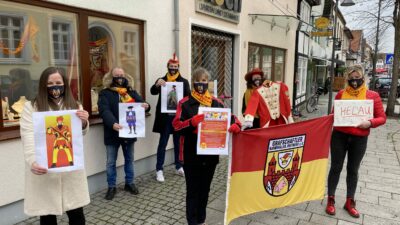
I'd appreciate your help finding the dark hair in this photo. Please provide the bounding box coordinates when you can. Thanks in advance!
[33,67,78,111]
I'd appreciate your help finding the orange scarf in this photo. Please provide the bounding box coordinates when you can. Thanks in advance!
[341,85,367,100]
[110,87,135,103]
[167,72,180,82]
[191,90,212,107]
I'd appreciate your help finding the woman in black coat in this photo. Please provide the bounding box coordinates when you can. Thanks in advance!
[173,67,241,225]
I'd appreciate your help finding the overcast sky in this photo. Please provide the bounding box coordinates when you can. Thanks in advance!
[339,0,394,53]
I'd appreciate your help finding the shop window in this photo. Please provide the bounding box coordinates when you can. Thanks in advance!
[0,0,145,139]
[0,14,24,60]
[51,21,72,63]
[297,56,307,97]
[247,43,286,82]
[88,17,141,115]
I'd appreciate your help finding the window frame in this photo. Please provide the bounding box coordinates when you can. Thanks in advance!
[50,18,73,65]
[0,12,29,63]
[247,42,286,82]
[0,0,145,140]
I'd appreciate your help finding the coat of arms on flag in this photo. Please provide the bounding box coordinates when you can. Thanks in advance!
[264,135,305,196]
[225,115,333,224]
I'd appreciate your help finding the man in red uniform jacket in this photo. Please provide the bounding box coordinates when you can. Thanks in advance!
[243,80,294,129]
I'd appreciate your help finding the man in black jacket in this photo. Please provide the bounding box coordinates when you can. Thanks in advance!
[98,67,150,200]
[150,54,190,182]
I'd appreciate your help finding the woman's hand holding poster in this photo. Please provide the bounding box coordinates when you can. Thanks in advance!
[33,110,84,173]
[118,103,145,138]
[196,107,231,155]
[334,100,373,127]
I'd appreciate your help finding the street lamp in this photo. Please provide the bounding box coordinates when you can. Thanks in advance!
[327,0,355,115]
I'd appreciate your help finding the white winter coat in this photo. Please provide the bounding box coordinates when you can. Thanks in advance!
[20,101,90,216]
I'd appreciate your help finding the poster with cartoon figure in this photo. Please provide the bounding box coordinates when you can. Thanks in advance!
[33,110,84,173]
[161,82,183,113]
[196,107,231,155]
[119,103,145,138]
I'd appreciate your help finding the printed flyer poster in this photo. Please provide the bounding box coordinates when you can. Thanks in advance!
[119,103,146,138]
[334,100,373,127]
[33,110,84,173]
[161,82,184,113]
[196,107,231,155]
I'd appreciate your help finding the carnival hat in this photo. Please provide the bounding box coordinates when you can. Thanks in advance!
[168,53,179,65]
[245,68,264,82]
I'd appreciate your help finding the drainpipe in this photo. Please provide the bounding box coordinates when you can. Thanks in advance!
[174,0,179,57]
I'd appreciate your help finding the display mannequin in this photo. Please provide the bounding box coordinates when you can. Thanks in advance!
[11,96,27,116]
[2,97,9,119]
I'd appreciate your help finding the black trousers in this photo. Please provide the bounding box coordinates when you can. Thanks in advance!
[40,207,85,225]
[327,130,368,198]
[183,163,217,225]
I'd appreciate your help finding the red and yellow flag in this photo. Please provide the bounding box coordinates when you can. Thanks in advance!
[225,115,334,224]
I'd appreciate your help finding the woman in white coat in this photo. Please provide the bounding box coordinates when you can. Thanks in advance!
[20,67,90,225]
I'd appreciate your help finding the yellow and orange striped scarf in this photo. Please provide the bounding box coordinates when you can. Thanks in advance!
[191,90,212,107]
[110,87,135,103]
[341,85,367,100]
[167,72,180,82]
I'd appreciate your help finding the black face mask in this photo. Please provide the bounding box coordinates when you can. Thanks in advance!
[112,77,128,87]
[47,85,64,99]
[252,78,262,87]
[194,82,208,94]
[348,78,364,89]
[168,68,178,75]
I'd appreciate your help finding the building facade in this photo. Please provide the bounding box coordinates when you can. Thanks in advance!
[0,0,299,223]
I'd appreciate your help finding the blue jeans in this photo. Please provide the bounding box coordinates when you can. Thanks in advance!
[106,141,135,187]
[156,115,182,171]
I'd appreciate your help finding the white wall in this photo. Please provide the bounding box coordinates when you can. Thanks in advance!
[179,0,298,117]
[0,0,175,206]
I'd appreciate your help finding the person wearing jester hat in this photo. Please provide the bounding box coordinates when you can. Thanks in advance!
[172,67,241,225]
[242,68,264,129]
[98,66,151,200]
[47,115,73,168]
[151,53,190,182]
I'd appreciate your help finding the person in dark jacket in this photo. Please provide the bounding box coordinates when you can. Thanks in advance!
[325,64,386,218]
[98,66,150,200]
[173,67,241,225]
[241,68,264,129]
[150,54,190,182]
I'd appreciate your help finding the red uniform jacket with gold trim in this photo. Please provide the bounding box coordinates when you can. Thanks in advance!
[244,81,293,128]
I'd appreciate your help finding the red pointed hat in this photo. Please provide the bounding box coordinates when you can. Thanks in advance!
[56,116,64,122]
[245,68,264,81]
[167,53,179,65]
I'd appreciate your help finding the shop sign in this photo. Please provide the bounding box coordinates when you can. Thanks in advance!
[315,17,330,29]
[311,30,333,37]
[195,0,241,23]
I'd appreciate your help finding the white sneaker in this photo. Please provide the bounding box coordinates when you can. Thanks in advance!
[156,170,165,182]
[176,167,185,177]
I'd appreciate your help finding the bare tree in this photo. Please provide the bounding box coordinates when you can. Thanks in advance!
[387,0,400,116]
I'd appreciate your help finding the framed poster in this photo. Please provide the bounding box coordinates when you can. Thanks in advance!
[334,100,374,127]
[33,110,84,173]
[119,103,146,138]
[161,82,184,113]
[196,107,231,155]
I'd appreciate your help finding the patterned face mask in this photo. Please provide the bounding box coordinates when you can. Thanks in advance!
[112,77,128,87]
[47,85,64,99]
[193,82,208,94]
[347,78,364,89]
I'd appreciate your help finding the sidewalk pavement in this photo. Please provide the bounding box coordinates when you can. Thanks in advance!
[18,94,400,225]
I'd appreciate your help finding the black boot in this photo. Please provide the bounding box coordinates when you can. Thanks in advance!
[124,183,139,195]
[105,187,116,200]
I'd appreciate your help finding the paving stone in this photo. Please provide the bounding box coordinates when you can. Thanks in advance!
[363,214,400,225]
[274,207,312,221]
[378,197,400,208]
[309,214,338,225]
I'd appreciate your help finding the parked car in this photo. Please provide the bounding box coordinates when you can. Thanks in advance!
[369,77,400,98]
